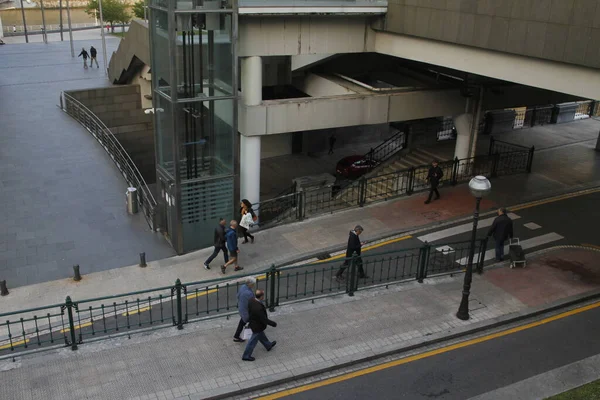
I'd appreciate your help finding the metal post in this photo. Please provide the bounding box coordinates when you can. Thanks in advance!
[73,264,82,281]
[407,167,415,195]
[268,264,277,312]
[488,136,495,156]
[451,157,459,185]
[358,178,367,207]
[456,197,482,320]
[527,146,535,173]
[66,0,74,57]
[417,242,430,283]
[65,296,78,350]
[491,152,499,178]
[175,279,184,330]
[476,237,488,274]
[297,191,304,222]
[0,280,9,296]
[40,0,47,44]
[19,0,28,43]
[139,252,147,267]
[59,0,64,41]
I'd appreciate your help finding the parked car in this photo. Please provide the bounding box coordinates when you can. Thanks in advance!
[336,155,378,179]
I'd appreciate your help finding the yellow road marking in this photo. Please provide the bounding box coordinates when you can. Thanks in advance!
[256,274,267,281]
[60,322,92,333]
[259,300,600,400]
[581,244,600,251]
[0,339,29,350]
[123,306,151,316]
[186,288,218,300]
[312,235,413,264]
[510,188,600,212]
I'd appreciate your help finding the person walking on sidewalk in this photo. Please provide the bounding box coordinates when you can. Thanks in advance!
[203,218,228,270]
[222,220,243,274]
[78,48,89,69]
[487,208,514,261]
[242,289,277,361]
[328,134,337,155]
[425,160,443,204]
[239,199,256,244]
[89,46,99,68]
[336,225,368,281]
[233,277,256,343]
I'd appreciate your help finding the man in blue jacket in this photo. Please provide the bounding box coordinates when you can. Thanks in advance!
[222,220,243,274]
[233,277,256,342]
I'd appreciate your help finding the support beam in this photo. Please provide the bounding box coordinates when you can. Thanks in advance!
[453,113,472,161]
[241,56,262,106]
[240,56,262,205]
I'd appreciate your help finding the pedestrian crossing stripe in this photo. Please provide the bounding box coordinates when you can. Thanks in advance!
[417,213,521,243]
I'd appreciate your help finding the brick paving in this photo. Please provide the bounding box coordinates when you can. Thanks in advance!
[1,247,599,400]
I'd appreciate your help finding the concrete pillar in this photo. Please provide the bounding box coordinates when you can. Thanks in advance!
[240,135,261,206]
[241,56,262,106]
[453,113,473,160]
[240,56,262,205]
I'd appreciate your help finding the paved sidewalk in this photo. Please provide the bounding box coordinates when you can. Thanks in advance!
[1,247,599,400]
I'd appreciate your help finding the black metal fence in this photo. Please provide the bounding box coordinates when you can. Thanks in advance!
[61,92,157,231]
[254,140,534,228]
[0,238,489,357]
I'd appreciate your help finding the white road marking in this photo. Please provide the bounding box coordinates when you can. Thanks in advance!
[435,245,455,253]
[417,213,521,243]
[523,222,542,230]
[456,232,564,265]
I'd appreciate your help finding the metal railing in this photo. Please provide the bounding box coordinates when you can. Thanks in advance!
[0,237,488,357]
[365,129,407,163]
[575,100,593,120]
[60,92,157,230]
[254,141,534,228]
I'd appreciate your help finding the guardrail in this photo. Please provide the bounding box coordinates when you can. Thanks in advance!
[254,141,534,228]
[0,237,488,357]
[60,92,157,231]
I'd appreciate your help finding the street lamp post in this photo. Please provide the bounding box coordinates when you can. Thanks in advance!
[456,175,491,321]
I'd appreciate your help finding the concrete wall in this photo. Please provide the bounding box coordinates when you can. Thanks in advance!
[385,0,600,69]
[297,73,357,97]
[66,85,156,183]
[239,15,376,57]
[239,88,465,136]
[108,19,150,84]
[261,133,293,159]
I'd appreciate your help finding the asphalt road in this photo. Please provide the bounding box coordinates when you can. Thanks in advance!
[282,304,600,400]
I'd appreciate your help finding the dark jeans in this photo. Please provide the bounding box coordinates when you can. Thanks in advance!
[495,239,505,261]
[427,183,440,202]
[239,226,254,242]
[205,245,228,265]
[242,331,274,359]
[336,257,366,278]
[234,317,246,339]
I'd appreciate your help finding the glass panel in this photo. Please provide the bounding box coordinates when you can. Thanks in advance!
[155,96,174,173]
[150,9,171,98]
[174,0,234,10]
[174,12,233,100]
[175,99,234,181]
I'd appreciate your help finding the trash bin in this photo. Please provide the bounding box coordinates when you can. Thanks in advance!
[126,187,139,214]
[551,102,578,124]
[596,131,600,152]
[484,109,516,135]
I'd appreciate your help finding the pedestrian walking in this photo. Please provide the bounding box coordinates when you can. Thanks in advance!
[78,48,89,69]
[233,277,256,342]
[239,199,256,244]
[242,289,277,361]
[13,26,16,33]
[222,220,243,274]
[424,160,443,204]
[203,218,228,270]
[487,208,514,261]
[328,134,337,155]
[335,225,369,281]
[89,46,99,68]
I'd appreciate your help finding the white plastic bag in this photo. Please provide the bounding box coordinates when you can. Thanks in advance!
[242,326,252,340]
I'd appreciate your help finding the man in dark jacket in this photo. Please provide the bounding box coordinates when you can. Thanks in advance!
[78,48,89,69]
[487,208,514,261]
[425,160,443,204]
[89,46,99,68]
[203,218,228,270]
[242,290,277,361]
[335,225,368,281]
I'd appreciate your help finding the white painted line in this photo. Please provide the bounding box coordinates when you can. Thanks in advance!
[523,222,542,230]
[417,213,521,243]
[435,245,455,253]
[457,232,564,265]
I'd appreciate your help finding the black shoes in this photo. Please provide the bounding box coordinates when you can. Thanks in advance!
[424,200,431,204]
[233,337,245,343]
[268,341,277,351]
[242,357,255,362]
[203,263,210,270]
[221,265,226,274]
[234,266,244,271]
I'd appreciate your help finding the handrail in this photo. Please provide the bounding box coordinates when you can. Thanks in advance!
[365,128,406,163]
[60,91,157,231]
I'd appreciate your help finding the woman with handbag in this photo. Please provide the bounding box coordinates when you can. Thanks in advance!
[239,199,257,244]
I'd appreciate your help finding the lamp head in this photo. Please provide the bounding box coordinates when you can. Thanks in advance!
[468,176,491,198]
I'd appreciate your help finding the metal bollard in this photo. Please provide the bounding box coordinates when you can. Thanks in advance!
[73,265,82,282]
[139,252,147,268]
[0,280,9,296]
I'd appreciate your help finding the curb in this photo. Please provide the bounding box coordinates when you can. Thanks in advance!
[206,244,600,399]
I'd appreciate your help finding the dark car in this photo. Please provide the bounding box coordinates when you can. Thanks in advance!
[336,155,378,179]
